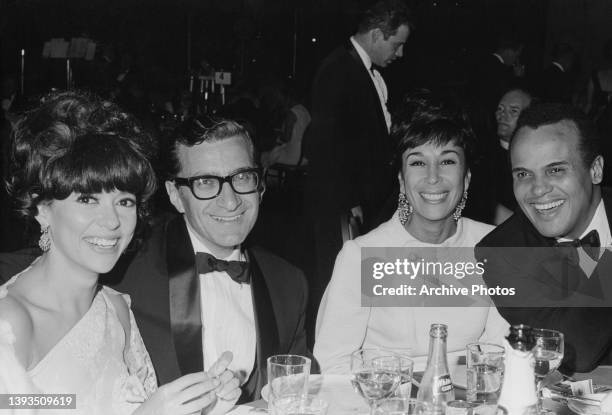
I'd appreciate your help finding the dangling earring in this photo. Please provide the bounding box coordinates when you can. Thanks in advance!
[453,190,468,221]
[39,225,51,252]
[398,193,413,225]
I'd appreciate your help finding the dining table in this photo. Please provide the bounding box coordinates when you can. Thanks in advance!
[227,365,612,414]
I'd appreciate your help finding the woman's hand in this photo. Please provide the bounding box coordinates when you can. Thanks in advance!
[133,371,219,415]
[205,351,242,415]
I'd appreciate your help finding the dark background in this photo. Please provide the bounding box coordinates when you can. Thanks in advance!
[1,0,612,101]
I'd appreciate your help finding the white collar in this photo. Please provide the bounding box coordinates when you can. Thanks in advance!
[493,53,505,65]
[552,61,565,72]
[350,36,373,72]
[184,217,242,261]
[499,139,510,150]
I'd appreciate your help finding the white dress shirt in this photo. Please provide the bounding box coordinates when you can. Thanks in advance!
[350,36,392,132]
[185,222,256,384]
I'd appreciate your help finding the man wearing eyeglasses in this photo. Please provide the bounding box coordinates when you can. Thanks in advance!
[111,118,313,403]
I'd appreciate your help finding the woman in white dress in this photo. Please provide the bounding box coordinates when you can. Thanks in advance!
[315,90,510,374]
[0,91,240,415]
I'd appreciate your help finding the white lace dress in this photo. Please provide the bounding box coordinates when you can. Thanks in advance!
[0,274,157,415]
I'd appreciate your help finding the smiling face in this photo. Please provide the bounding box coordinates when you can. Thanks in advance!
[399,140,470,227]
[495,90,531,142]
[37,190,137,275]
[511,121,602,239]
[370,24,410,67]
[165,136,260,258]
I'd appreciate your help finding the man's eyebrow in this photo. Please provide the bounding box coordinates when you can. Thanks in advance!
[545,161,570,168]
[511,161,570,173]
[190,166,256,177]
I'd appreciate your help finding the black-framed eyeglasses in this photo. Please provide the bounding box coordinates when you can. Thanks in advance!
[173,168,262,200]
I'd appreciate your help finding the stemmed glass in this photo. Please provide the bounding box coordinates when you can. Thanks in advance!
[351,349,401,415]
[532,329,564,414]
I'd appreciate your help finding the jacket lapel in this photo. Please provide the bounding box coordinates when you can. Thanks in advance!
[240,248,280,401]
[166,216,204,375]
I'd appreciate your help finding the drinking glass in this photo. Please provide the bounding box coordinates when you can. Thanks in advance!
[267,355,311,405]
[466,343,504,403]
[391,354,414,398]
[271,394,328,415]
[532,329,564,414]
[351,349,401,415]
[373,398,432,415]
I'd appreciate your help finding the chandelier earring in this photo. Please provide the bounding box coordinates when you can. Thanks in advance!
[39,225,51,252]
[452,190,468,221]
[398,192,413,225]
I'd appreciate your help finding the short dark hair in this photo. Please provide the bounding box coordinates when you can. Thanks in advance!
[392,89,476,173]
[165,115,257,179]
[357,0,415,39]
[8,90,157,245]
[511,103,601,168]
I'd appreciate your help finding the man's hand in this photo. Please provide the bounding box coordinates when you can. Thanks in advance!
[133,372,219,415]
[205,351,242,415]
[350,206,364,225]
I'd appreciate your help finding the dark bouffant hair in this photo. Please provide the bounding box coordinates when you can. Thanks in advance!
[392,89,476,173]
[8,90,157,246]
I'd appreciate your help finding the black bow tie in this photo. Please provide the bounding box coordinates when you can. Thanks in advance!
[195,252,250,284]
[555,230,601,262]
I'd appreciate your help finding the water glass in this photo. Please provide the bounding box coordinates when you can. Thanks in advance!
[466,343,504,403]
[373,398,432,415]
[351,349,401,414]
[267,355,311,404]
[391,355,414,398]
[271,394,328,415]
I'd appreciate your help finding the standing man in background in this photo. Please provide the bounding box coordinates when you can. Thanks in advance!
[304,0,414,313]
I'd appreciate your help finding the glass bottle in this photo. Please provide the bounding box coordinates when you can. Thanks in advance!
[417,324,454,415]
[498,324,538,415]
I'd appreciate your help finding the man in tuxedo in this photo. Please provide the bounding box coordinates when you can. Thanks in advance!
[127,118,312,402]
[476,103,612,373]
[303,0,414,309]
[0,118,312,403]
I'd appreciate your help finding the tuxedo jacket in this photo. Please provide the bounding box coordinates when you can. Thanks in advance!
[0,215,312,403]
[475,190,612,373]
[303,41,394,222]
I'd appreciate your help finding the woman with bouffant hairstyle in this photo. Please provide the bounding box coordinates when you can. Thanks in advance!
[0,91,240,415]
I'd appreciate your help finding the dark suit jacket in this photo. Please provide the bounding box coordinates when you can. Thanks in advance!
[0,215,312,403]
[303,41,394,224]
[475,190,612,373]
[539,63,572,104]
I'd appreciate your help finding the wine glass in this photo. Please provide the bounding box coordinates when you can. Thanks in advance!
[532,329,564,414]
[351,349,401,415]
